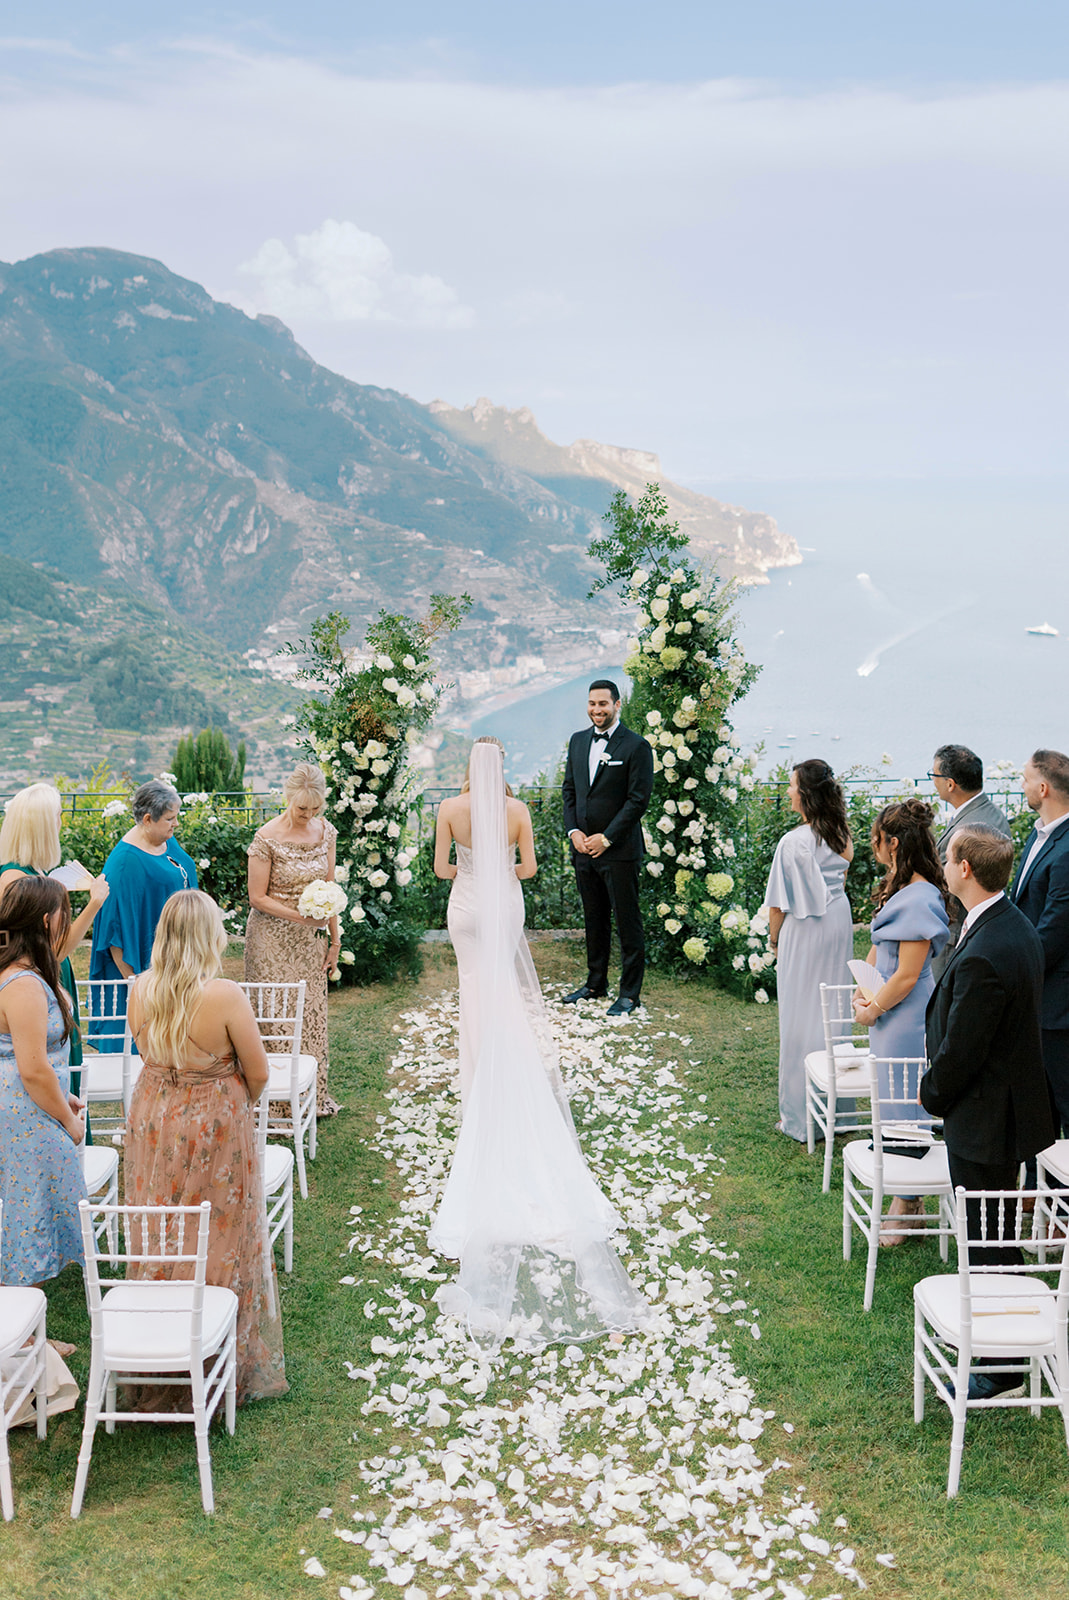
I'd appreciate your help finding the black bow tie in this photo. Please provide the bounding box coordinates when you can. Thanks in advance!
[592,728,611,742]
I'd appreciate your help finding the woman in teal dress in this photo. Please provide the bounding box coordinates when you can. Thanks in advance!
[0,782,110,1098]
[0,876,88,1287]
[89,781,198,1051]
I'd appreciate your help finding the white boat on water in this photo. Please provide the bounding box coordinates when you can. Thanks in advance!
[1027,622,1060,637]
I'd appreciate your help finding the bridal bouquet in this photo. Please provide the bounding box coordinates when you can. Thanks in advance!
[297,879,348,923]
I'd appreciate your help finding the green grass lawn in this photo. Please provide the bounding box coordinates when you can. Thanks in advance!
[2,941,1066,1599]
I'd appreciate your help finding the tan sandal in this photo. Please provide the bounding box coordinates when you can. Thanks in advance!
[879,1196,925,1247]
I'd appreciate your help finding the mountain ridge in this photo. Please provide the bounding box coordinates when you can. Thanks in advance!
[0,247,800,774]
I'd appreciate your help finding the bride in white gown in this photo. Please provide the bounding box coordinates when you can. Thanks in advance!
[430,738,649,1352]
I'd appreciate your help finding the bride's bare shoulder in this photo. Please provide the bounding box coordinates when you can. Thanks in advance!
[438,793,469,815]
[505,795,530,819]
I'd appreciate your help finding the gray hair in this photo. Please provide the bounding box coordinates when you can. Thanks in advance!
[131,780,180,823]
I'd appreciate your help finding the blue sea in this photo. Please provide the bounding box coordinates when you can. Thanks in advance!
[471,478,1069,787]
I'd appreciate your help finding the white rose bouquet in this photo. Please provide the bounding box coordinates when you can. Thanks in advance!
[298,879,348,923]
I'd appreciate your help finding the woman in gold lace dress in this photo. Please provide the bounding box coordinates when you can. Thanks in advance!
[244,763,341,1115]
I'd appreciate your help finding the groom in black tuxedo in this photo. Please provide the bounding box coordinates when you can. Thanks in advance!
[561,680,654,1016]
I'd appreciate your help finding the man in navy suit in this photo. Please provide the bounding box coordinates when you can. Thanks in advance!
[1011,748,1069,1135]
[561,680,654,1016]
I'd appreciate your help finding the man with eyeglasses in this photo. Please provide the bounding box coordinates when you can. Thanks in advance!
[929,744,1010,981]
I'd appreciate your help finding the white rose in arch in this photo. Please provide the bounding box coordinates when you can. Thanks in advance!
[649,597,670,620]
[395,869,412,886]
[374,655,393,670]
[371,759,390,776]
[382,676,400,693]
[755,988,770,1004]
[402,654,417,669]
[646,861,664,877]
[646,710,662,727]
[664,918,682,935]
[350,906,366,922]
[368,869,389,888]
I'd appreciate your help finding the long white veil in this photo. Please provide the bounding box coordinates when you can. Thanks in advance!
[429,741,649,1352]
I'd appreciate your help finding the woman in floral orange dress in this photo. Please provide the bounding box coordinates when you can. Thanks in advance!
[244,762,341,1114]
[124,889,287,1404]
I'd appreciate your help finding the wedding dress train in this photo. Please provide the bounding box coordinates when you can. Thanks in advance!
[429,743,649,1352]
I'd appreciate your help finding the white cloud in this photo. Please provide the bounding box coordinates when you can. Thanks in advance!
[238,218,474,329]
[1,44,1067,476]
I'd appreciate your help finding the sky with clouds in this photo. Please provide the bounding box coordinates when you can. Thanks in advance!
[2,2,1067,483]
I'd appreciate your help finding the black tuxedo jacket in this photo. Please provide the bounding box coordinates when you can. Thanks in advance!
[921,896,1053,1165]
[561,723,654,862]
[1010,819,1069,1030]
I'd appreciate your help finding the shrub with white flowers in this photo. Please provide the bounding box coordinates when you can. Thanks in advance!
[589,484,775,997]
[283,601,470,984]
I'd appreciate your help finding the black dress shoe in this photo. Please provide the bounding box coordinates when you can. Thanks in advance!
[606,996,637,1017]
[562,985,607,1004]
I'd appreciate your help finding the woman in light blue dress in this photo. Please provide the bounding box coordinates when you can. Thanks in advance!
[852,799,950,1240]
[764,760,855,1142]
[0,877,88,1287]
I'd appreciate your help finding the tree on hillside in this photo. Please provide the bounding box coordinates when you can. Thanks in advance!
[172,726,247,793]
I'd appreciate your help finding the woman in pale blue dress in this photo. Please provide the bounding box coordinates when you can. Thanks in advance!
[852,799,949,1240]
[764,760,854,1142]
[0,877,88,1286]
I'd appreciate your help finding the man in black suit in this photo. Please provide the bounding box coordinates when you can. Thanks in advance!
[921,825,1054,1398]
[922,824,1053,1234]
[1010,748,1069,1136]
[561,679,654,1016]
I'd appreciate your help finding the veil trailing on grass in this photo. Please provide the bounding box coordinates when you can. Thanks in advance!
[429,741,649,1352]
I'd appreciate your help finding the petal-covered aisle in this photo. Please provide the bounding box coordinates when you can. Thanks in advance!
[321,992,886,1599]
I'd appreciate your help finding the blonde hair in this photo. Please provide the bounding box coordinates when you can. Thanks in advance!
[0,784,63,872]
[283,761,326,814]
[136,890,227,1066]
[460,736,515,798]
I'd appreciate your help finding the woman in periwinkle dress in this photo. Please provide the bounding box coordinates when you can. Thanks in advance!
[0,877,88,1288]
[763,760,855,1141]
[852,799,950,1240]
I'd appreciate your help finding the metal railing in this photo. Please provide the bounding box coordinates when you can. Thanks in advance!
[1,791,288,825]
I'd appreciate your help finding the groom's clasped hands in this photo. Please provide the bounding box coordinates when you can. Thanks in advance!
[569,830,611,858]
